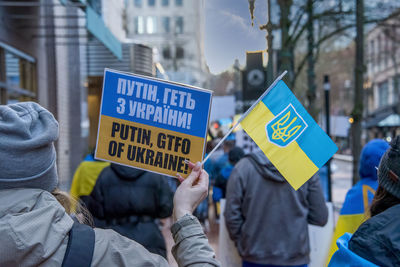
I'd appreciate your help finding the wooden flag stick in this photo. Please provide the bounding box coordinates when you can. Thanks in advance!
[201,70,288,165]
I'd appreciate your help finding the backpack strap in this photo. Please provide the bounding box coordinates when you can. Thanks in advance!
[62,222,95,267]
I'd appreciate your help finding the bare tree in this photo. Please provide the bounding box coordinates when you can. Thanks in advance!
[351,0,364,185]
[248,0,400,185]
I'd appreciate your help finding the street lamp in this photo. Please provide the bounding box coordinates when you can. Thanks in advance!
[324,75,332,202]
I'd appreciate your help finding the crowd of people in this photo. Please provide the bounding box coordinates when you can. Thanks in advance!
[0,101,399,267]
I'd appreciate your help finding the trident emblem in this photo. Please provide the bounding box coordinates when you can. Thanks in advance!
[271,111,302,142]
[266,104,307,147]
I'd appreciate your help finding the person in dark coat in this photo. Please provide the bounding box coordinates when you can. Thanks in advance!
[329,136,400,267]
[84,163,173,258]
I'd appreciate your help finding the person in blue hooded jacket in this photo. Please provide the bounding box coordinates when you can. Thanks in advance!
[326,139,389,262]
[329,136,400,267]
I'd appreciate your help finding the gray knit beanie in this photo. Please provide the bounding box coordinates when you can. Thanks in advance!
[378,135,400,199]
[0,102,59,192]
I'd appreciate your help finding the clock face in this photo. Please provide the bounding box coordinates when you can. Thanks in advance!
[247,69,265,86]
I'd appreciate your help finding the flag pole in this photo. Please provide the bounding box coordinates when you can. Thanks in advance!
[201,70,288,165]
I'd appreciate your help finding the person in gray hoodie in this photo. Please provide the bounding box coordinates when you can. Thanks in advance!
[0,102,219,267]
[224,150,328,267]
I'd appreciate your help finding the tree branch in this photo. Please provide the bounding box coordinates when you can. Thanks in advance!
[294,53,309,83]
[289,4,307,37]
[288,8,354,47]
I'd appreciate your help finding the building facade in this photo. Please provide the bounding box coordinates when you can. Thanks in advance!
[0,0,123,188]
[365,11,400,141]
[126,0,209,88]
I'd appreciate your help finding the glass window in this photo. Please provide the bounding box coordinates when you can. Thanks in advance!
[5,52,20,89]
[0,49,37,104]
[163,47,171,59]
[148,0,155,6]
[394,75,400,100]
[134,16,145,34]
[176,46,184,59]
[134,0,142,7]
[162,0,169,6]
[370,40,374,65]
[175,16,183,34]
[385,36,389,67]
[146,16,157,34]
[162,17,170,33]
[378,81,389,108]
[377,35,381,69]
[175,0,182,6]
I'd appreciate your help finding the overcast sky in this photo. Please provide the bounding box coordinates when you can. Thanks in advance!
[204,0,269,74]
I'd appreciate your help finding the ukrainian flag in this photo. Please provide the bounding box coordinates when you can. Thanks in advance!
[241,80,338,190]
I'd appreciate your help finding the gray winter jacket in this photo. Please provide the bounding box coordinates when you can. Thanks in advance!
[224,150,328,265]
[0,188,219,267]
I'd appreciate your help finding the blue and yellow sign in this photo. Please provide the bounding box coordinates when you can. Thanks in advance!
[95,69,212,178]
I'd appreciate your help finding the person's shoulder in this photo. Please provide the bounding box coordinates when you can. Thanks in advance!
[232,155,253,171]
[357,204,400,231]
[95,165,114,180]
[349,204,400,263]
[92,228,168,266]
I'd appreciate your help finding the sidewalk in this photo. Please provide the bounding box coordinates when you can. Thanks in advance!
[162,157,353,265]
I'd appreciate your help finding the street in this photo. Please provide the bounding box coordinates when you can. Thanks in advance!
[162,157,354,265]
[331,157,353,218]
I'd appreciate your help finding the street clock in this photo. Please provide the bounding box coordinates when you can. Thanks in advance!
[247,69,265,87]
[242,51,266,111]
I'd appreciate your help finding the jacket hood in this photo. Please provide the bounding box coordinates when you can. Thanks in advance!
[328,233,378,267]
[348,204,400,266]
[247,150,285,182]
[111,163,145,180]
[359,139,389,180]
[0,188,73,266]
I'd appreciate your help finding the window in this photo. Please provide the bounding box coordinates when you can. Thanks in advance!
[134,16,145,34]
[176,46,184,59]
[377,35,381,69]
[134,0,142,7]
[175,16,183,34]
[5,52,19,89]
[148,0,155,6]
[0,46,37,104]
[370,40,375,66]
[394,75,400,101]
[162,0,169,6]
[384,35,389,67]
[378,81,389,108]
[175,0,182,6]
[162,17,170,33]
[146,16,157,34]
[162,47,171,59]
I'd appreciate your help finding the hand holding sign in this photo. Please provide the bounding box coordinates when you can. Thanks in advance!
[173,162,209,222]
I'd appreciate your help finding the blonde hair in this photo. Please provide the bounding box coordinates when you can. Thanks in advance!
[52,188,94,227]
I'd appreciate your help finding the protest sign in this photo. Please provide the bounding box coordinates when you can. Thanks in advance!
[95,69,212,178]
